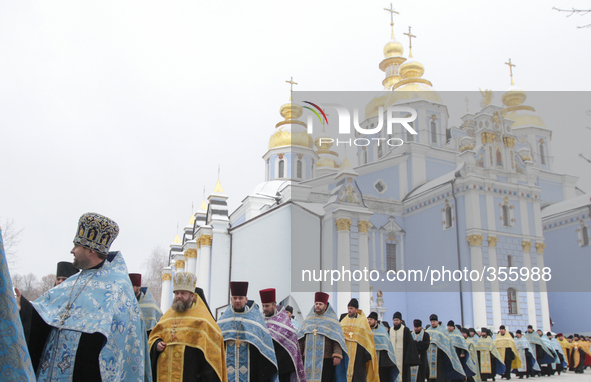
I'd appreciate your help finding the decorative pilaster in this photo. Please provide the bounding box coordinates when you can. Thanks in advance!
[521,241,532,252]
[358,220,371,313]
[535,243,545,254]
[160,267,172,311]
[521,240,537,327]
[487,236,498,247]
[197,234,213,298]
[536,242,550,332]
[467,233,486,329]
[467,234,483,246]
[336,218,353,231]
[336,217,352,312]
[186,249,197,276]
[175,259,185,272]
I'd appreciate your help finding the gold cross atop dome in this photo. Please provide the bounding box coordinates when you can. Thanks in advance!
[505,58,516,85]
[285,76,298,100]
[404,26,416,58]
[383,3,399,38]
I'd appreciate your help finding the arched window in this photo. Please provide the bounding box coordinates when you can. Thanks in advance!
[378,141,383,158]
[296,160,302,179]
[502,204,510,227]
[583,226,590,246]
[540,144,546,165]
[310,163,314,178]
[406,122,414,142]
[431,121,437,144]
[507,255,513,268]
[508,288,518,315]
[278,160,285,178]
[364,149,368,164]
[445,206,453,229]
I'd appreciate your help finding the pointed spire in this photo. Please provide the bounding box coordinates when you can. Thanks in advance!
[199,200,208,212]
[188,214,195,226]
[173,234,181,244]
[213,179,225,193]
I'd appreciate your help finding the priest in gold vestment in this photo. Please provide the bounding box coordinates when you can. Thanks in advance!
[339,298,379,382]
[149,272,228,382]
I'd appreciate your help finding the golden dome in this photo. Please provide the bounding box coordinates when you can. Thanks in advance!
[317,157,340,168]
[503,111,546,128]
[502,85,526,107]
[400,59,424,79]
[365,95,388,119]
[280,102,303,120]
[268,100,313,150]
[384,39,403,58]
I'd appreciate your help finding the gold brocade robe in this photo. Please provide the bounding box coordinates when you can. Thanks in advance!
[149,296,228,382]
[340,310,379,382]
[494,332,521,370]
[571,340,591,368]
[557,338,571,367]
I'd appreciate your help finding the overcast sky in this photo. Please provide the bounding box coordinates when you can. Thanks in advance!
[2,0,590,279]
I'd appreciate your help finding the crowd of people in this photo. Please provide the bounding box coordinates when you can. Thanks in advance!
[4,212,591,382]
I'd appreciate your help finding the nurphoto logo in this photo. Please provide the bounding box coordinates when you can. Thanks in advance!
[303,102,419,147]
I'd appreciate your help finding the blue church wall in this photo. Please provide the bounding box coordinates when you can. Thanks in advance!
[544,220,591,334]
[538,180,563,205]
[357,166,400,200]
[495,235,531,329]
[426,157,456,183]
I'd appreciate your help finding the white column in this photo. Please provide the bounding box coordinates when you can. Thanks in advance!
[199,235,213,300]
[522,241,537,328]
[358,220,371,314]
[536,243,550,332]
[380,230,385,271]
[161,267,172,312]
[336,218,352,314]
[468,235,487,329]
[486,237,502,330]
[186,249,197,276]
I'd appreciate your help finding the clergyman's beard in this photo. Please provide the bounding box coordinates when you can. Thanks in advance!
[172,299,192,312]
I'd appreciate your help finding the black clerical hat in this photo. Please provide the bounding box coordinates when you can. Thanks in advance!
[499,325,505,330]
[429,314,438,321]
[469,328,476,333]
[527,325,533,329]
[348,298,359,309]
[56,261,79,278]
[368,312,378,320]
[393,311,402,320]
[516,330,522,334]
[447,320,455,327]
[414,319,422,328]
[285,305,294,314]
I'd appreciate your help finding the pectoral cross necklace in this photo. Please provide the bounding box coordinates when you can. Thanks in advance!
[58,269,99,329]
[170,315,184,342]
[347,316,355,339]
[234,314,245,346]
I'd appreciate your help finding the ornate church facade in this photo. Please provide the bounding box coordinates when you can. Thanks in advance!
[159,15,588,334]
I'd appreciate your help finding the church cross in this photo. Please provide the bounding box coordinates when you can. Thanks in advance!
[313,328,318,336]
[58,307,71,329]
[404,26,416,58]
[349,331,354,339]
[505,58,516,85]
[383,3,399,38]
[286,76,298,100]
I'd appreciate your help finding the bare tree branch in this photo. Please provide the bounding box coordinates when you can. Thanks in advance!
[553,7,591,28]
[580,153,591,163]
[1,218,25,268]
[142,245,169,306]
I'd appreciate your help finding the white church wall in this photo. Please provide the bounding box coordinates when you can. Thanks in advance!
[230,205,293,306]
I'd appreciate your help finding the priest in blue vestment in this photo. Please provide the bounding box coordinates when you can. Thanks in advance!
[20,212,152,382]
[218,281,278,382]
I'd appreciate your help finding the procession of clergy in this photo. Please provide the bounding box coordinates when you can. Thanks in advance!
[8,213,591,382]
